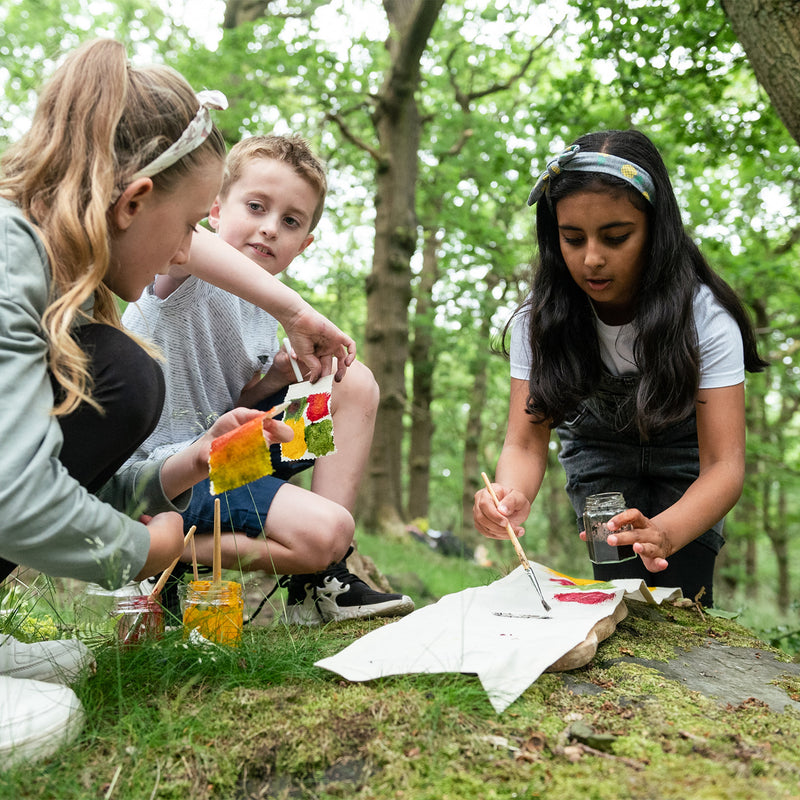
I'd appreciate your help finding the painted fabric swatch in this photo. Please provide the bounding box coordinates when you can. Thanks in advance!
[208,411,272,495]
[280,373,336,462]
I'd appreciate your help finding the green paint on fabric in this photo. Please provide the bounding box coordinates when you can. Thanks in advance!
[285,398,307,421]
[305,419,335,457]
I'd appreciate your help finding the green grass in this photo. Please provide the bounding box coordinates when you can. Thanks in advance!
[354,528,503,605]
[2,532,800,799]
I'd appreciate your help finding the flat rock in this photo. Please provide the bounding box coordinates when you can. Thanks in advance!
[567,638,800,712]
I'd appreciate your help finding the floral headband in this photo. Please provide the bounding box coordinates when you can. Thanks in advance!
[129,89,228,181]
[527,144,656,207]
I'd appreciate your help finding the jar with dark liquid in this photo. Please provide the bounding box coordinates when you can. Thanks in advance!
[583,492,637,564]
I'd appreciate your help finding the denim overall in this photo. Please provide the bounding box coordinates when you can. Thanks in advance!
[555,370,723,604]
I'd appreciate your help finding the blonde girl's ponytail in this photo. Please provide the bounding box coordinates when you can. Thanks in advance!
[1,39,127,414]
[0,39,226,416]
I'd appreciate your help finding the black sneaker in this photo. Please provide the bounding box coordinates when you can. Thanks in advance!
[277,573,325,626]
[311,550,414,623]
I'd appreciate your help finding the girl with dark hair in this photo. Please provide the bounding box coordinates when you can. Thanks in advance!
[474,129,765,607]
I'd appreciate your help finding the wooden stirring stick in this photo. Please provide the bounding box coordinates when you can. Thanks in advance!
[190,534,199,582]
[212,497,222,586]
[148,526,197,602]
[480,472,551,613]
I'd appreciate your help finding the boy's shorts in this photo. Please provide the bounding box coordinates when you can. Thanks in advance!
[181,389,313,538]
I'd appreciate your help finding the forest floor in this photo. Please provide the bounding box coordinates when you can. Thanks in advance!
[2,533,800,799]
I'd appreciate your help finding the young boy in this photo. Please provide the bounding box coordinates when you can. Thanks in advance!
[122,135,413,625]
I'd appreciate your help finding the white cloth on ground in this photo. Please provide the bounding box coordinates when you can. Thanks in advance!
[316,562,681,713]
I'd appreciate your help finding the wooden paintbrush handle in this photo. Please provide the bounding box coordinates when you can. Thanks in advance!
[149,526,197,600]
[213,497,222,585]
[504,524,531,570]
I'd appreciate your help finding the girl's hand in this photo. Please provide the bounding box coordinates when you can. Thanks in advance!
[135,511,185,580]
[283,306,356,383]
[605,508,671,572]
[208,407,293,444]
[158,409,294,502]
[473,484,531,540]
[195,408,293,469]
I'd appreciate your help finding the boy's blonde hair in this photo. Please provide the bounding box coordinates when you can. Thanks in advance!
[220,135,327,232]
[0,39,226,415]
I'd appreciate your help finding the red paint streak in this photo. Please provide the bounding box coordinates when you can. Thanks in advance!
[554,591,615,605]
[550,578,576,586]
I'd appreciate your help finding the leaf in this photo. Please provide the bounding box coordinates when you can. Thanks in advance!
[705,608,741,620]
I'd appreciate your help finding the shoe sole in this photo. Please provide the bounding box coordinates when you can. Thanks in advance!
[319,596,415,623]
[279,605,324,627]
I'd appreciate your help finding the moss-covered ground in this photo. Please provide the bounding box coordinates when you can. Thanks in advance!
[2,537,799,799]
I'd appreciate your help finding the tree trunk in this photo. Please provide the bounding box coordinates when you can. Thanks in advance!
[722,0,800,145]
[363,0,445,531]
[407,227,439,521]
[460,314,493,549]
[774,488,790,611]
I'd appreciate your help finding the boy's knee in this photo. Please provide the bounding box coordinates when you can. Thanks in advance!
[330,506,355,547]
[335,360,379,411]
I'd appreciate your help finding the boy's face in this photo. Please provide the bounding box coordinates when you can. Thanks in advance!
[208,158,317,275]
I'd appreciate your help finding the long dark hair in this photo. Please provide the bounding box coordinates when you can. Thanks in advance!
[518,129,766,437]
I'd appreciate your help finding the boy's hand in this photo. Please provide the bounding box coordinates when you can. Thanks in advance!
[236,353,296,408]
[271,349,299,385]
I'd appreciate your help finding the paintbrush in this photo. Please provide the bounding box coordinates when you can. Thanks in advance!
[190,533,199,582]
[481,472,551,613]
[212,497,221,586]
[283,337,305,382]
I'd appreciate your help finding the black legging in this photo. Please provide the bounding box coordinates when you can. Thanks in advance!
[0,324,165,582]
[591,537,717,607]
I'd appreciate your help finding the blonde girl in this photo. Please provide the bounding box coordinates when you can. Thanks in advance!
[0,39,352,589]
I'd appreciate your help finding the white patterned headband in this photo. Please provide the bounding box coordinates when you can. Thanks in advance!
[527,144,656,207]
[129,89,228,182]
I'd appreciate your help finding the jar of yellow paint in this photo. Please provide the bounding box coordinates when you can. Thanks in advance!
[182,580,243,646]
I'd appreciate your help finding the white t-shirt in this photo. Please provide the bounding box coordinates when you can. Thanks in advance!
[121,275,279,466]
[509,284,744,389]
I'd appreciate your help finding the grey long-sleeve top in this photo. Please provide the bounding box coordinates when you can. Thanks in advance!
[0,199,177,588]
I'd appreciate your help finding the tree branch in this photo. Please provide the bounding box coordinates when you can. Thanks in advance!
[324,110,384,163]
[448,18,565,110]
[223,0,331,29]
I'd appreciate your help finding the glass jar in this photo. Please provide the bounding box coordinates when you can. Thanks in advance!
[182,580,243,646]
[113,595,164,647]
[582,492,636,564]
[73,582,143,640]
